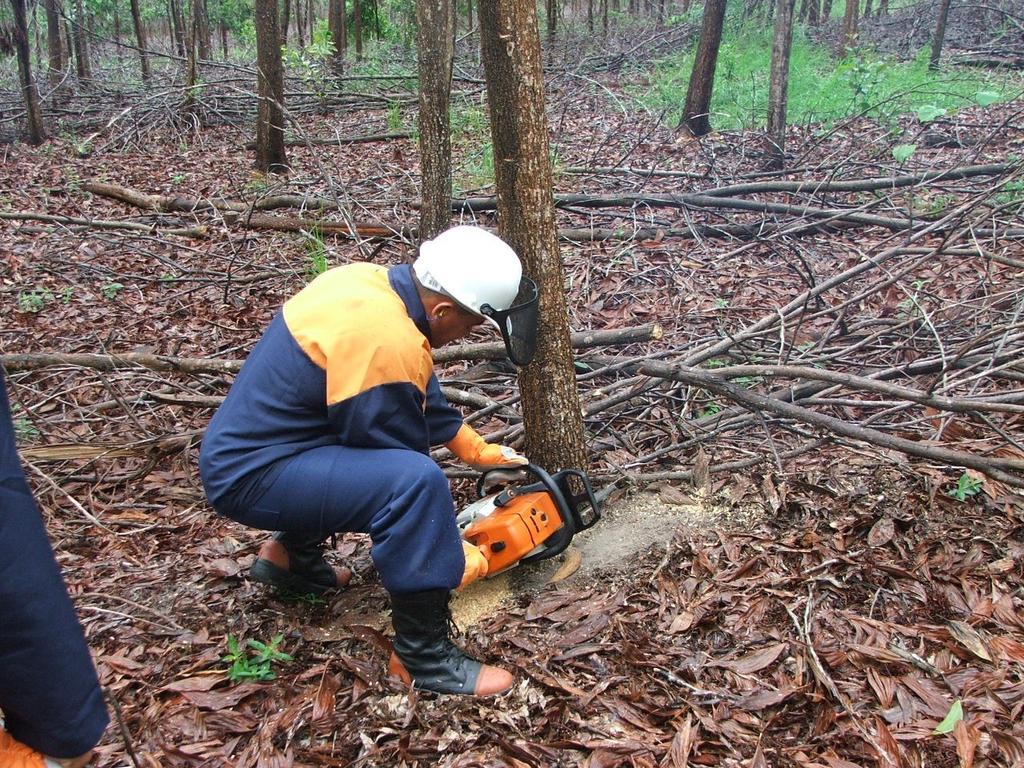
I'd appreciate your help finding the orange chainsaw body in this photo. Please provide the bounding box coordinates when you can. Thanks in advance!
[462,490,566,575]
[458,465,601,578]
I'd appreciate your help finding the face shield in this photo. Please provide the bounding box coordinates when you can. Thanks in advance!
[480,276,539,367]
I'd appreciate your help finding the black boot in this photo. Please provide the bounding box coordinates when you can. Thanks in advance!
[250,532,351,595]
[388,589,513,696]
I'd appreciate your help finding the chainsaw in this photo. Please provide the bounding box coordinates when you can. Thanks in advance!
[456,463,602,576]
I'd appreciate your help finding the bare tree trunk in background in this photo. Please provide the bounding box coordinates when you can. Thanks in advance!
[354,0,363,57]
[113,0,122,48]
[183,0,200,110]
[129,0,151,81]
[296,0,305,47]
[602,0,608,33]
[929,0,952,70]
[805,0,819,25]
[821,0,832,20]
[170,0,186,55]
[10,0,47,143]
[255,0,288,172]
[766,0,795,170]
[72,0,91,81]
[416,0,455,240]
[329,0,346,72]
[44,0,64,83]
[680,0,726,137]
[546,0,557,39]
[281,0,291,44]
[837,0,857,54]
[220,21,228,57]
[862,0,871,17]
[197,0,212,59]
[876,0,885,15]
[479,0,588,473]
[466,0,473,30]
[587,0,593,32]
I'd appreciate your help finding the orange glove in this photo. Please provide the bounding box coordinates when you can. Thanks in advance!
[458,540,489,590]
[447,424,527,470]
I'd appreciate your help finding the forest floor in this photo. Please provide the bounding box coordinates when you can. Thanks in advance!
[3,9,1024,768]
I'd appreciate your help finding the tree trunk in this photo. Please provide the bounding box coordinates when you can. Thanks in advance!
[478,0,588,473]
[876,0,885,16]
[929,0,952,71]
[837,0,857,54]
[546,0,557,39]
[170,0,186,55]
[680,0,727,136]
[220,21,228,57]
[862,0,871,16]
[183,0,199,110]
[329,0,346,72]
[765,0,795,169]
[197,0,212,59]
[113,0,122,47]
[466,0,473,31]
[354,0,363,57]
[44,0,64,82]
[416,0,456,240]
[587,0,593,32]
[72,0,91,81]
[295,0,305,48]
[821,0,832,19]
[10,0,47,143]
[129,0,151,81]
[255,0,289,172]
[805,0,819,25]
[281,0,291,44]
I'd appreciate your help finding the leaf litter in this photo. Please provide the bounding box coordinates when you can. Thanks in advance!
[2,18,1024,768]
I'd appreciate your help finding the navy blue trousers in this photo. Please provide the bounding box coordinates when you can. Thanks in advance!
[224,446,465,595]
[0,374,108,758]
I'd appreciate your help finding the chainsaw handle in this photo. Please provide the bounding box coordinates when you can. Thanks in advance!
[475,462,559,501]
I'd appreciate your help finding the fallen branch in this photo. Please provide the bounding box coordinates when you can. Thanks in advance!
[83,182,336,215]
[0,210,207,237]
[0,323,662,374]
[639,362,1024,486]
[242,130,414,149]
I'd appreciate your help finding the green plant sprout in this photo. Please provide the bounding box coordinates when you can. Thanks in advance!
[222,634,292,682]
[892,144,917,164]
[101,282,125,300]
[11,404,40,445]
[304,230,330,280]
[948,473,983,501]
[17,288,54,313]
[915,104,946,123]
[701,402,724,417]
[387,102,404,132]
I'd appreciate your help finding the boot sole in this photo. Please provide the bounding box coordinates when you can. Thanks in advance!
[250,557,334,595]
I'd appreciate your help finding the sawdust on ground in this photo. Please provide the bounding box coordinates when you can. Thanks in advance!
[452,483,763,627]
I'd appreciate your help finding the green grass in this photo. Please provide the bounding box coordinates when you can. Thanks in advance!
[643,24,1023,131]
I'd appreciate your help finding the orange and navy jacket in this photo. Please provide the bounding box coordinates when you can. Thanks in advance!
[199,263,465,512]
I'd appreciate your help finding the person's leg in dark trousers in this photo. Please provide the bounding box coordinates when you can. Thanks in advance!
[0,375,108,762]
[231,445,512,695]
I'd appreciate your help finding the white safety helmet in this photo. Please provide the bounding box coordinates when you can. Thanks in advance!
[414,226,540,365]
